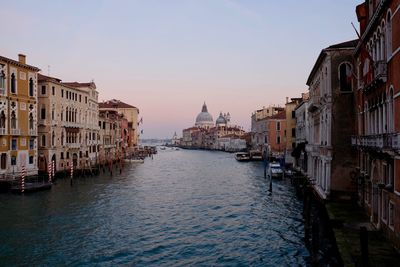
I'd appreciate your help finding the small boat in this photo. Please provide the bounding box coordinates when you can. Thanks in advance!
[124,158,145,163]
[235,152,250,162]
[11,182,52,194]
[250,151,263,161]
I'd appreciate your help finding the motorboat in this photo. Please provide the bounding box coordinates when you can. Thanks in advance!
[268,162,283,178]
[235,152,250,162]
[124,158,145,163]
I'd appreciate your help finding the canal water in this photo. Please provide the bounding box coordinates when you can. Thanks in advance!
[0,149,309,266]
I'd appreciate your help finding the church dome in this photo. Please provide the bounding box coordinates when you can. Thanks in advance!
[216,112,227,126]
[195,102,214,127]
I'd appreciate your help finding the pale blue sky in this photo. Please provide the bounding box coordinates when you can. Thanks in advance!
[2,0,359,138]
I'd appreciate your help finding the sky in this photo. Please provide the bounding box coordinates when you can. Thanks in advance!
[2,0,360,138]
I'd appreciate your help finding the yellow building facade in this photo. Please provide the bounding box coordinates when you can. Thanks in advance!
[0,54,40,177]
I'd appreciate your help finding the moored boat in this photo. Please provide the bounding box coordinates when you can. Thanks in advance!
[235,152,250,162]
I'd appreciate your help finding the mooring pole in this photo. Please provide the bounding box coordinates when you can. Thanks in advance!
[360,226,369,267]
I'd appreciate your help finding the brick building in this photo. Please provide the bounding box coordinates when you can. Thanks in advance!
[353,0,400,247]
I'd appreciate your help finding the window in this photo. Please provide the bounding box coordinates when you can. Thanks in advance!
[277,136,281,144]
[0,153,6,169]
[79,95,81,102]
[61,89,64,98]
[41,107,46,120]
[29,139,34,150]
[29,156,34,165]
[0,70,5,90]
[79,151,82,158]
[99,121,101,127]
[66,152,70,159]
[277,122,281,131]
[11,156,16,166]
[52,131,55,147]
[29,78,34,96]
[339,63,353,92]
[85,96,87,104]
[29,113,34,130]
[389,202,394,229]
[11,138,17,150]
[41,85,46,95]
[41,135,46,147]
[10,111,16,129]
[292,128,296,137]
[291,110,295,119]
[0,111,5,128]
[61,152,64,159]
[387,11,392,59]
[52,86,55,96]
[86,151,88,157]
[10,73,16,93]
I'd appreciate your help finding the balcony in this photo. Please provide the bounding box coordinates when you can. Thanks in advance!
[363,61,387,93]
[29,129,36,136]
[68,143,81,149]
[11,129,21,136]
[0,88,5,95]
[62,121,82,128]
[351,133,400,151]
[0,128,5,135]
[307,94,321,113]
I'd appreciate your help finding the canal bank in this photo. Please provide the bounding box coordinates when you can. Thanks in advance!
[0,149,309,266]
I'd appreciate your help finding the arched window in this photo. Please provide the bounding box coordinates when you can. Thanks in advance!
[66,107,69,122]
[10,111,16,129]
[10,73,16,93]
[389,87,394,132]
[0,111,5,128]
[29,78,34,96]
[339,63,353,92]
[0,70,5,90]
[387,11,392,59]
[52,131,55,146]
[61,131,64,146]
[29,113,34,130]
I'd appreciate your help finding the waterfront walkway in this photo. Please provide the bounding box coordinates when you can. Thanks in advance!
[326,202,400,266]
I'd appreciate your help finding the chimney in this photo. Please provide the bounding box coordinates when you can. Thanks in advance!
[286,97,289,104]
[18,54,26,65]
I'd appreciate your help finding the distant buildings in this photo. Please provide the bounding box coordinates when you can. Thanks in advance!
[0,54,40,177]
[181,102,247,152]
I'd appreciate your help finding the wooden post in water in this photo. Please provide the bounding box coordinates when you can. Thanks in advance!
[21,166,26,193]
[360,226,369,267]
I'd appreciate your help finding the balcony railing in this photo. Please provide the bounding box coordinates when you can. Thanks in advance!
[11,129,21,135]
[29,129,36,136]
[363,60,387,93]
[0,128,5,135]
[351,133,400,150]
[67,143,81,149]
[0,88,5,95]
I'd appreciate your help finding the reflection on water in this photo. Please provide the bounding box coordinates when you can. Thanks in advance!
[0,149,309,266]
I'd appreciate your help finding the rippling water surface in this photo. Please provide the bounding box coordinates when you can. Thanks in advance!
[0,149,309,266]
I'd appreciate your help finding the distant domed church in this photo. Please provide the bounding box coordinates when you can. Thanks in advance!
[195,102,214,128]
[195,102,232,128]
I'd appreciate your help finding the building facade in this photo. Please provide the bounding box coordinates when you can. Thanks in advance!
[265,111,286,158]
[37,74,99,173]
[99,99,140,149]
[285,97,303,166]
[0,54,40,177]
[306,40,358,201]
[251,106,284,151]
[353,0,400,247]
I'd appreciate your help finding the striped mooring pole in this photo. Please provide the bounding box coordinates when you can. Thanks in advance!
[70,161,74,186]
[21,166,26,193]
[52,160,55,180]
[48,162,52,183]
